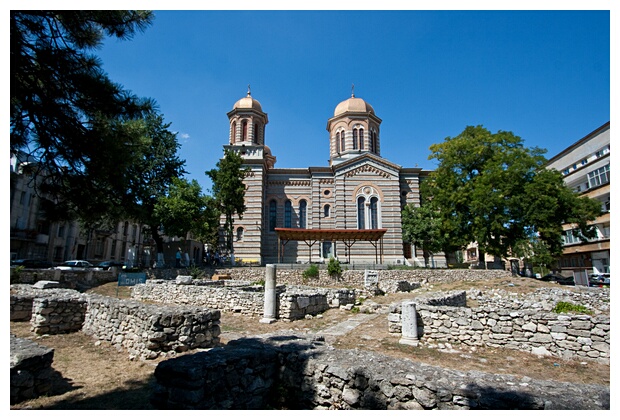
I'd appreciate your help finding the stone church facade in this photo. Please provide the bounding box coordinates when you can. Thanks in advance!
[221,89,442,266]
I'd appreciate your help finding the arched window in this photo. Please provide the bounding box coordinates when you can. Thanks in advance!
[340,131,345,152]
[370,197,378,229]
[236,227,244,241]
[357,197,366,229]
[336,132,341,154]
[242,120,248,142]
[353,129,358,150]
[299,200,307,229]
[232,122,237,143]
[254,124,258,143]
[269,200,277,231]
[324,204,331,217]
[359,128,364,150]
[284,200,292,228]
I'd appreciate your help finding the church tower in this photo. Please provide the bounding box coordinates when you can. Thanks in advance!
[222,87,273,264]
[326,87,382,166]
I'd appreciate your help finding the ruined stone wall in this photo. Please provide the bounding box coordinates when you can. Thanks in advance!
[10,285,83,322]
[11,285,222,361]
[82,295,221,360]
[131,280,356,321]
[145,267,511,287]
[10,335,55,405]
[388,288,610,364]
[30,295,88,335]
[10,268,116,289]
[151,334,609,410]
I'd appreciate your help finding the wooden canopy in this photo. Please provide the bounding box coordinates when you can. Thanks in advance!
[274,228,387,263]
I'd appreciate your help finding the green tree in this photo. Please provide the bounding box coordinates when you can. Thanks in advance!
[11,10,155,222]
[154,177,220,251]
[423,125,600,264]
[401,203,444,267]
[206,149,251,259]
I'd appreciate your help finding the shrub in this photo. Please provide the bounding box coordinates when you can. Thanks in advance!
[327,258,342,278]
[188,265,205,279]
[302,264,319,279]
[552,301,593,315]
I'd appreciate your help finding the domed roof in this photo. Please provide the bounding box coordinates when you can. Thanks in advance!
[334,94,375,117]
[233,86,263,112]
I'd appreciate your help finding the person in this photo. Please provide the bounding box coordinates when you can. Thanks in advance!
[175,248,182,268]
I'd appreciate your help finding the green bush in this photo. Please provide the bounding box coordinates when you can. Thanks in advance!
[188,265,205,279]
[302,264,319,279]
[552,301,593,315]
[327,258,342,278]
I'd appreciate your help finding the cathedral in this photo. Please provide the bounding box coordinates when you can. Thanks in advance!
[222,88,442,266]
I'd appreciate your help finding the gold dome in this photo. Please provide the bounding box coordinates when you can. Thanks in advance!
[233,86,263,112]
[334,95,375,117]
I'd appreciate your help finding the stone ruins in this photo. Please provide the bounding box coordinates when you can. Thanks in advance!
[9,267,610,409]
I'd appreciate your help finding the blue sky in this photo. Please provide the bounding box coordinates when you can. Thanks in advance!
[93,6,611,193]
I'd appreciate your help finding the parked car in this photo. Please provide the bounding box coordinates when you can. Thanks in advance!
[589,273,610,287]
[540,273,575,285]
[55,260,94,270]
[10,259,54,269]
[93,261,124,271]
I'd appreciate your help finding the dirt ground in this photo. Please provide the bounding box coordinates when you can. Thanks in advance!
[10,276,610,409]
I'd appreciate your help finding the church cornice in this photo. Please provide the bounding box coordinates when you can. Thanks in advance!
[267,180,312,187]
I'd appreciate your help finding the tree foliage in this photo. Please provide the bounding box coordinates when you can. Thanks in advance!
[423,125,600,263]
[206,149,251,255]
[154,178,220,250]
[11,10,156,223]
[401,203,445,267]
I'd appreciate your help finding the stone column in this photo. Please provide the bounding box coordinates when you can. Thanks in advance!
[260,264,277,324]
[399,301,419,346]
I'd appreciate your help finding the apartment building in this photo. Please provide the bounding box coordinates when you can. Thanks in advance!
[545,122,610,277]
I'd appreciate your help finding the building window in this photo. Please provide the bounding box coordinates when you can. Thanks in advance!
[324,204,331,217]
[236,227,244,241]
[336,132,341,154]
[357,188,382,229]
[299,200,307,228]
[588,164,610,188]
[353,128,358,149]
[370,197,379,229]
[284,200,292,228]
[242,120,248,142]
[254,124,258,143]
[357,197,366,229]
[563,229,582,245]
[269,200,277,231]
[359,128,364,150]
[340,131,345,152]
[58,224,65,238]
[232,122,237,142]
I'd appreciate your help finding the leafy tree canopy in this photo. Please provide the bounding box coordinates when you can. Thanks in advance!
[401,203,444,267]
[206,148,250,254]
[423,125,600,262]
[11,10,156,223]
[154,177,220,250]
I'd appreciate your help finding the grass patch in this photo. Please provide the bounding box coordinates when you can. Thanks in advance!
[552,301,593,315]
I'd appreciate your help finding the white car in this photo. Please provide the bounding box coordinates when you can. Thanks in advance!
[56,260,94,270]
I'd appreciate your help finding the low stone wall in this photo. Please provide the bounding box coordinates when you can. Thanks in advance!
[10,268,116,290]
[145,267,511,289]
[31,295,88,335]
[131,280,356,321]
[388,288,611,364]
[10,335,55,405]
[10,285,84,322]
[151,334,609,410]
[82,295,221,360]
[11,285,222,361]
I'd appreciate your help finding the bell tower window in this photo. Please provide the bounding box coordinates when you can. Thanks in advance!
[242,120,248,142]
[232,122,237,143]
[359,128,364,150]
[336,132,341,154]
[353,129,358,149]
[299,200,307,229]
